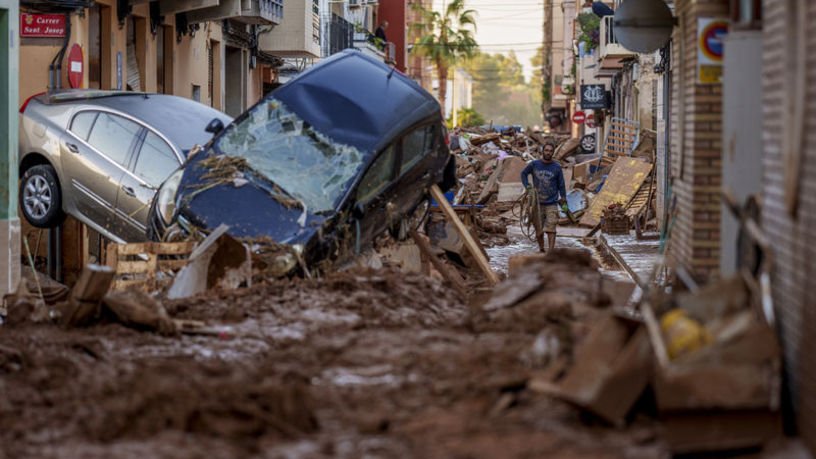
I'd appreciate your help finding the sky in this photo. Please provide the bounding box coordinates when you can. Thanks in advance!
[435,0,544,82]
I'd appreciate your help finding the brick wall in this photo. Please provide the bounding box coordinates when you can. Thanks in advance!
[761,0,816,451]
[668,0,727,280]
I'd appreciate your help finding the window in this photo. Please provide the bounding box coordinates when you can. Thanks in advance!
[134,132,179,187]
[357,145,396,203]
[400,125,435,175]
[70,112,98,141]
[730,0,761,28]
[87,113,141,166]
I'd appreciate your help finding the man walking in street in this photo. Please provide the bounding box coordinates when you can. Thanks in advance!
[521,143,567,253]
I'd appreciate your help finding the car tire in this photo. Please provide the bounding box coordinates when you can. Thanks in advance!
[20,164,65,228]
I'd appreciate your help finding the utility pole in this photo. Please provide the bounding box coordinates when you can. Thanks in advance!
[542,0,553,121]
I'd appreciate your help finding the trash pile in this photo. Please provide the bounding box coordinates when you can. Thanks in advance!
[449,128,660,237]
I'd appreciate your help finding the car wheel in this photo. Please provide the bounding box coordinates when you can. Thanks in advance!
[20,164,65,228]
[580,134,596,154]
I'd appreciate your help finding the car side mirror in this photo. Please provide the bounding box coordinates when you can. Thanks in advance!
[352,202,366,220]
[205,118,225,135]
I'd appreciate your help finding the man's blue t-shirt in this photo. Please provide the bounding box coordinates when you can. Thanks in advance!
[520,160,567,205]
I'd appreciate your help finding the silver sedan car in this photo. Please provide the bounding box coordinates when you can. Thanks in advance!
[19,90,231,242]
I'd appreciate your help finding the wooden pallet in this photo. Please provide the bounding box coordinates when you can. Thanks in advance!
[604,118,640,157]
[106,241,196,292]
[626,179,654,218]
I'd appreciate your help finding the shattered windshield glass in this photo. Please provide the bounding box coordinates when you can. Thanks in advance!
[213,98,366,212]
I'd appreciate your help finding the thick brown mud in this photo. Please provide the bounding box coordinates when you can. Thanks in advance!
[0,265,659,459]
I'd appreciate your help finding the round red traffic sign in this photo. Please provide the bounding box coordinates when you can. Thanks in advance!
[67,44,84,89]
[572,111,586,124]
[586,112,596,129]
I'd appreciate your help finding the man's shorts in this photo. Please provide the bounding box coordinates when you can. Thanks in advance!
[537,203,559,233]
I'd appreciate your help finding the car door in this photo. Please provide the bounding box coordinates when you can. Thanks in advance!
[115,130,181,241]
[351,144,399,249]
[60,110,139,235]
[391,124,439,216]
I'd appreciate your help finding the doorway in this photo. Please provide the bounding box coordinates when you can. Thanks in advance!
[224,46,245,117]
[88,5,112,89]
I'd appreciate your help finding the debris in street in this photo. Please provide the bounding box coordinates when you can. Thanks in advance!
[602,203,632,235]
[580,157,653,227]
[529,312,652,427]
[167,225,252,299]
[106,241,196,292]
[642,275,783,454]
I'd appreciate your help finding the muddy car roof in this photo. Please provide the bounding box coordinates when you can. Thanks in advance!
[272,49,441,154]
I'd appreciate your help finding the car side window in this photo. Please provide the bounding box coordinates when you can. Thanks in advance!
[134,131,179,187]
[400,125,436,175]
[87,113,141,167]
[357,145,396,203]
[70,111,98,141]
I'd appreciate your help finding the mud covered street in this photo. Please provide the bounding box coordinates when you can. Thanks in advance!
[0,240,662,459]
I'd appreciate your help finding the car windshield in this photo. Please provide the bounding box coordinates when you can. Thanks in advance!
[213,98,366,212]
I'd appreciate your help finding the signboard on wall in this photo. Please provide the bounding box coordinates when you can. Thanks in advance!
[698,18,729,84]
[20,13,66,38]
[580,84,608,110]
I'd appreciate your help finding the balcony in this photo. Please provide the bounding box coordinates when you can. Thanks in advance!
[259,0,320,58]
[599,15,635,64]
[184,0,283,25]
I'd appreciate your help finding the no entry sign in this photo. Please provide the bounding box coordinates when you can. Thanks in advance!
[67,44,84,88]
[586,113,596,129]
[572,111,586,124]
[20,13,66,38]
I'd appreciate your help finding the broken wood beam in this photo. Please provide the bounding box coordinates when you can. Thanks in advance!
[410,229,468,297]
[430,185,500,286]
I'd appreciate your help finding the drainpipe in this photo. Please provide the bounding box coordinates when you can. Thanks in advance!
[48,12,71,92]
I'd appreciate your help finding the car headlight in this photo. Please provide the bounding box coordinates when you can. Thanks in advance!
[157,169,184,224]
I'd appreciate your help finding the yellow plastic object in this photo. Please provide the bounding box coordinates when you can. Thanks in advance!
[660,309,711,360]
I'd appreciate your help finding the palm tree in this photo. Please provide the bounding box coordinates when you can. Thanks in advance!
[411,0,478,112]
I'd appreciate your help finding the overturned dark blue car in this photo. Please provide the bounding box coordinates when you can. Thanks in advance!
[147,49,454,268]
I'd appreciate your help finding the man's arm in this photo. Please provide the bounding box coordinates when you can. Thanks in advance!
[558,167,567,201]
[520,162,533,188]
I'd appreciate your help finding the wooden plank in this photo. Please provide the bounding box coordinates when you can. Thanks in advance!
[114,243,152,255]
[154,242,196,255]
[579,157,653,227]
[409,229,468,297]
[115,260,153,274]
[430,185,499,286]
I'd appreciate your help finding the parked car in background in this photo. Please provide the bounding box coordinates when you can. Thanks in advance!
[19,90,232,242]
[148,49,455,269]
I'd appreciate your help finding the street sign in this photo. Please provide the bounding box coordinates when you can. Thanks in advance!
[698,18,728,84]
[67,44,83,88]
[586,112,596,129]
[572,111,586,124]
[20,13,66,38]
[581,84,608,110]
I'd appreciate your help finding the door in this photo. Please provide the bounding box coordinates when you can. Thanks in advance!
[392,124,438,215]
[351,145,398,249]
[60,111,139,235]
[115,130,180,241]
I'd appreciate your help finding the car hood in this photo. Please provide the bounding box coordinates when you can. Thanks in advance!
[176,164,330,244]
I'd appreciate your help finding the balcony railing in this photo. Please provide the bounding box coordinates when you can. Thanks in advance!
[186,0,283,25]
[322,13,354,57]
[599,15,636,60]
